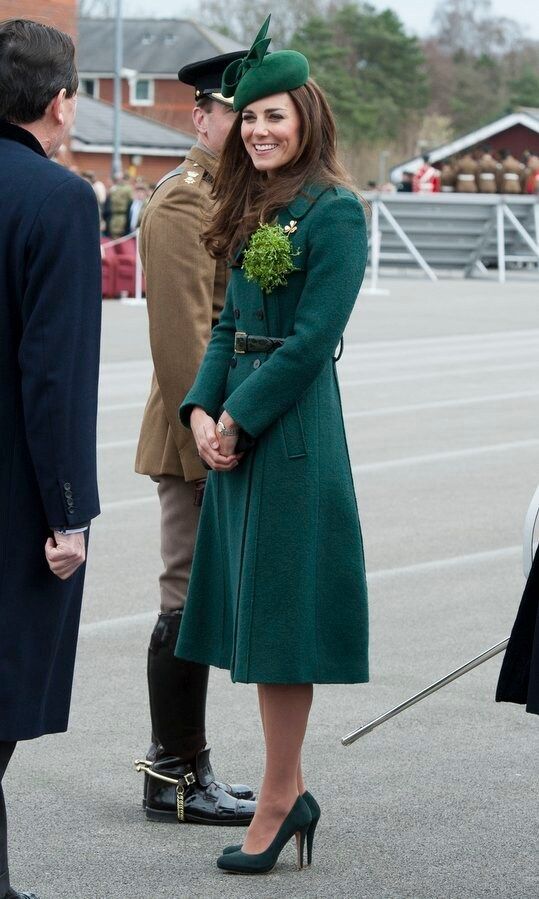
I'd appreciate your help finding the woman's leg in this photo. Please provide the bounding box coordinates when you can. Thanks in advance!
[243,684,313,854]
[257,687,307,795]
[0,742,16,899]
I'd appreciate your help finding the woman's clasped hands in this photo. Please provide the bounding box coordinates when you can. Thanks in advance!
[190,407,243,471]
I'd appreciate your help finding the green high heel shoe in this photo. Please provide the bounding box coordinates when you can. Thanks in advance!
[216,795,311,874]
[222,790,321,866]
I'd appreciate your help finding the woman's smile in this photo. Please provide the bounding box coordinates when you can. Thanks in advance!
[241,92,301,172]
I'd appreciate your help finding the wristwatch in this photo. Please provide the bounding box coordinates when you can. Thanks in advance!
[217,419,240,437]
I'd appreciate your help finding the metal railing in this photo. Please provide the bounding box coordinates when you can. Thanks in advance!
[364,192,539,286]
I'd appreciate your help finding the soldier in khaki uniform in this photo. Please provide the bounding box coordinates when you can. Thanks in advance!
[477,146,500,194]
[499,148,524,194]
[454,151,478,193]
[134,52,256,826]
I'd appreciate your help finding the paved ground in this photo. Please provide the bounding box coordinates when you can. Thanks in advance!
[7,276,539,899]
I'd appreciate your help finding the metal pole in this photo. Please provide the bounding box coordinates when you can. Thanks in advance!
[379,202,438,282]
[112,0,123,180]
[341,638,509,746]
[135,228,143,301]
[496,201,506,284]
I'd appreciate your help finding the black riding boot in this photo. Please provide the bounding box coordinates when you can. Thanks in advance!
[140,610,256,824]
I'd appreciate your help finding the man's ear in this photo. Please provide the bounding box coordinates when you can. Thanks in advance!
[192,105,208,138]
[49,88,67,126]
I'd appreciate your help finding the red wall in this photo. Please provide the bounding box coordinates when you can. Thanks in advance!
[471,124,539,158]
[70,150,183,186]
[98,78,196,134]
[0,0,77,37]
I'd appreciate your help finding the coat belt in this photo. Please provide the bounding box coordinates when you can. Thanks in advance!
[234,332,285,354]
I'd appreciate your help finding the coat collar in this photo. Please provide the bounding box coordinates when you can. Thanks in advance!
[285,184,332,220]
[0,119,47,158]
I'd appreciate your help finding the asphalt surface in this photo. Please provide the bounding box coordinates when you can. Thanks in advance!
[7,275,539,899]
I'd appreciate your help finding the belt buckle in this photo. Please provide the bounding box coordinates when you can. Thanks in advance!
[235,331,247,354]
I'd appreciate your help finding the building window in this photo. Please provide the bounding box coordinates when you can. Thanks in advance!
[130,78,154,106]
[81,78,99,98]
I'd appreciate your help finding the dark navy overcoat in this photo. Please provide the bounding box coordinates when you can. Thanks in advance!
[496,549,539,715]
[0,121,102,741]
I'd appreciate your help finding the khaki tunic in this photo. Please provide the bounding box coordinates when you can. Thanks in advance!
[135,145,228,482]
[454,154,478,193]
[477,153,500,193]
[500,155,524,194]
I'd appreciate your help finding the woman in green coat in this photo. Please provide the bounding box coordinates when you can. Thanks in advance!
[177,16,369,875]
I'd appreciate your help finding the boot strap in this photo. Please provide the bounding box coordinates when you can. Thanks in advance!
[134,758,196,821]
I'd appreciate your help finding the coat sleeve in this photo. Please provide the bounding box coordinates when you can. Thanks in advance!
[224,193,367,437]
[18,176,102,529]
[140,182,220,463]
[179,282,236,426]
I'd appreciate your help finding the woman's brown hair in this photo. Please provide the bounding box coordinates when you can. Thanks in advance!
[203,78,359,260]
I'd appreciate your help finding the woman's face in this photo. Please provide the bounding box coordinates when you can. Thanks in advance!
[240,92,301,174]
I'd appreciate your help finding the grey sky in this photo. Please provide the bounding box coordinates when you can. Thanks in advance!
[122,0,539,40]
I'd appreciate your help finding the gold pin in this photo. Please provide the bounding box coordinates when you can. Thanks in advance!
[284,219,298,234]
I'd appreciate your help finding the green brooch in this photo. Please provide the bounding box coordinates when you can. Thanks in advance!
[242,221,300,293]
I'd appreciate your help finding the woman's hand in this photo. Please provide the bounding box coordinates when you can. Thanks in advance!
[190,407,242,471]
[217,410,240,458]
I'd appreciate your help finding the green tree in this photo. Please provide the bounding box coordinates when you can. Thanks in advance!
[509,66,539,108]
[291,3,429,144]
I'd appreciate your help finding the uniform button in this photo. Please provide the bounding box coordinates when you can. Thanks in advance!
[230,357,237,368]
[256,309,264,320]
[64,482,71,490]
[234,308,240,319]
[253,358,261,369]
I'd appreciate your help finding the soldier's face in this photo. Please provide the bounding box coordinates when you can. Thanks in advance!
[240,93,301,175]
[201,102,237,155]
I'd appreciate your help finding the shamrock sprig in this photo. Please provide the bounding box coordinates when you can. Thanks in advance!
[242,222,300,293]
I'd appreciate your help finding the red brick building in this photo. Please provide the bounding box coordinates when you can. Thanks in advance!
[0,0,76,36]
[78,18,244,134]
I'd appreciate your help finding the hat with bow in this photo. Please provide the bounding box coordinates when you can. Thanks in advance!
[221,15,309,112]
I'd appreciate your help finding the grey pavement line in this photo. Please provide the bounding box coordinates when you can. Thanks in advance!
[99,401,146,412]
[98,438,139,450]
[344,328,539,354]
[100,495,156,511]
[339,360,539,387]
[352,437,539,473]
[340,345,539,372]
[345,388,539,419]
[368,545,521,581]
[79,544,521,634]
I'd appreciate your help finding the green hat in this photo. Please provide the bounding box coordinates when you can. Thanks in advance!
[221,15,309,112]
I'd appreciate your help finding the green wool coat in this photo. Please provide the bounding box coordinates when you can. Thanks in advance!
[177,184,369,684]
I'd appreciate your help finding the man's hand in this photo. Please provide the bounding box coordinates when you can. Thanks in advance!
[45,531,86,580]
[190,407,242,471]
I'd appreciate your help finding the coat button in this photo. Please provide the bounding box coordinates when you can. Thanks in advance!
[253,358,261,369]
[256,309,264,320]
[64,482,71,489]
[230,356,237,368]
[234,308,240,319]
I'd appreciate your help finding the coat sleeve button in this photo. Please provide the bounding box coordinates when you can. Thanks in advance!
[253,358,261,369]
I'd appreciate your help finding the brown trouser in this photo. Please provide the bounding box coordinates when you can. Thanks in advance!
[154,475,201,612]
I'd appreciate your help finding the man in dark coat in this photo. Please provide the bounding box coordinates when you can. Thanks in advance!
[496,550,539,715]
[0,20,102,899]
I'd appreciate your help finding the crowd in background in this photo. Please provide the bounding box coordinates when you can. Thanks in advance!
[397,148,539,194]
[72,169,152,239]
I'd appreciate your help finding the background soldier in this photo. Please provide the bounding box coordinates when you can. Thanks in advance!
[476,145,499,193]
[412,152,441,193]
[499,148,524,194]
[134,52,256,825]
[440,160,456,192]
[454,151,478,193]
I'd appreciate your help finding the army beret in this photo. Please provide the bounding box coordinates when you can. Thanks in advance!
[221,15,309,112]
[178,51,247,106]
